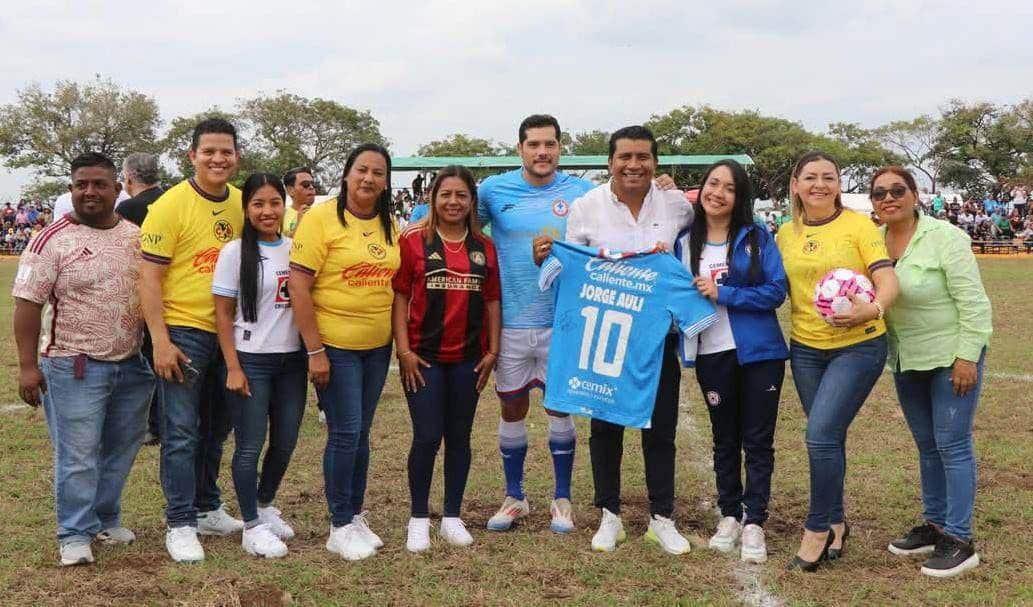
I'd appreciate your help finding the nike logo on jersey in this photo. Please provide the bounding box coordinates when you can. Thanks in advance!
[212,209,226,216]
[427,252,442,261]
[501,203,516,213]
[363,231,374,237]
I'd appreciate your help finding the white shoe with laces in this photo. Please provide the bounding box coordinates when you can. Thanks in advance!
[352,511,384,549]
[257,505,295,540]
[197,505,244,536]
[439,517,474,547]
[709,516,742,553]
[645,514,691,555]
[166,527,204,563]
[740,524,767,563]
[242,523,288,559]
[406,518,431,553]
[60,542,94,566]
[550,498,575,534]
[97,526,136,545]
[591,508,626,552]
[326,524,375,561]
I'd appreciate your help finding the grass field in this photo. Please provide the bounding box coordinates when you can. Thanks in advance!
[0,256,1030,606]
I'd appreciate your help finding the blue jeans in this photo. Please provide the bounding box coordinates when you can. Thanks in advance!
[41,353,154,546]
[225,350,308,523]
[893,350,985,540]
[157,327,233,527]
[318,344,392,527]
[790,335,887,532]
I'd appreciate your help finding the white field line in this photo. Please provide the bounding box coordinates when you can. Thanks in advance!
[0,403,30,413]
[678,403,785,607]
[986,371,1033,382]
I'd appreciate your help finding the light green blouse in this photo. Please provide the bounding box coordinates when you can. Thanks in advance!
[883,215,992,372]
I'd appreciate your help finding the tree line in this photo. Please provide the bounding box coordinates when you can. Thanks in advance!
[2,77,1030,202]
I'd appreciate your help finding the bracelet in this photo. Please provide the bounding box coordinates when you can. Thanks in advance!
[307,347,326,356]
[397,350,415,358]
[872,300,884,320]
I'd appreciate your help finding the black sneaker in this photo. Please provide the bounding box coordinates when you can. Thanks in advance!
[920,534,980,578]
[888,523,941,556]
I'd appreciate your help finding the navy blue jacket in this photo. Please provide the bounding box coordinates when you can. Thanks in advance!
[674,223,789,365]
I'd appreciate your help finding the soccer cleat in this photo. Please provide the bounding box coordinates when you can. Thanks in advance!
[439,517,474,547]
[740,524,768,564]
[97,526,136,545]
[166,527,204,563]
[257,505,295,540]
[242,524,288,559]
[921,535,980,578]
[197,505,244,536]
[59,542,94,567]
[406,518,431,553]
[591,508,626,552]
[326,524,376,561]
[889,522,941,556]
[708,516,742,553]
[352,511,384,549]
[550,498,575,534]
[486,496,530,531]
[645,514,691,555]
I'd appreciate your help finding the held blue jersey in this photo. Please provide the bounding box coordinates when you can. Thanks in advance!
[539,241,718,428]
[478,169,593,328]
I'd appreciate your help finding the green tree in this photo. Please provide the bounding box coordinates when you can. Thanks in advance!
[417,133,505,157]
[825,122,902,193]
[873,115,945,192]
[935,99,1033,195]
[20,179,68,203]
[566,130,610,155]
[0,77,162,179]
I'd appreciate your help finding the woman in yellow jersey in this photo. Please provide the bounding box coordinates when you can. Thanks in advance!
[288,144,400,561]
[776,151,899,571]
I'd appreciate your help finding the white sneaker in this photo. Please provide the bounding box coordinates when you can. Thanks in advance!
[97,526,136,545]
[60,542,94,566]
[645,514,691,555]
[318,409,327,424]
[352,511,384,549]
[326,524,375,561]
[257,506,295,540]
[591,508,626,552]
[439,517,474,547]
[197,505,244,536]
[242,523,288,559]
[709,516,742,553]
[406,517,431,553]
[486,496,530,531]
[166,527,204,563]
[740,524,767,563]
[550,498,575,534]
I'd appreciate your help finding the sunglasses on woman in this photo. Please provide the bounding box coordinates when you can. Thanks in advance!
[871,185,909,202]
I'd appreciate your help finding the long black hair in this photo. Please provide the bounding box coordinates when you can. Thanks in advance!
[239,172,286,323]
[423,165,483,244]
[336,143,394,245]
[689,159,762,284]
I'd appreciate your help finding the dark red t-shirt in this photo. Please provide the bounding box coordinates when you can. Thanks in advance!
[393,226,501,363]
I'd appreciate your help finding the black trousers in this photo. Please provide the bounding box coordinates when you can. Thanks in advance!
[591,335,680,517]
[694,349,784,526]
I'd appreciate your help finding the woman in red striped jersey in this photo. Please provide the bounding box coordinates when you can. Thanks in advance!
[392,165,502,553]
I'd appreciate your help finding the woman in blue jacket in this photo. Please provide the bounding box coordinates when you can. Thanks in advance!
[674,159,788,564]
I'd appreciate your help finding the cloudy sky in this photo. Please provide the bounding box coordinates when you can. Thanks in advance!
[2,0,1031,195]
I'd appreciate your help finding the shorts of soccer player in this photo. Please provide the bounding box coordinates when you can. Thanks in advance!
[289,144,400,561]
[777,152,899,572]
[13,152,154,566]
[392,165,502,551]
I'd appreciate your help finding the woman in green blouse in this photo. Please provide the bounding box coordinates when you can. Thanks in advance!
[872,166,992,579]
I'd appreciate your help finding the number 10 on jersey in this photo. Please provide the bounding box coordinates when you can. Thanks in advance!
[578,306,633,378]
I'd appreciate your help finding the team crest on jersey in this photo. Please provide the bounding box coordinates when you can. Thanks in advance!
[367,243,387,260]
[552,199,570,217]
[706,390,721,407]
[213,219,234,243]
[802,240,819,254]
[469,251,486,266]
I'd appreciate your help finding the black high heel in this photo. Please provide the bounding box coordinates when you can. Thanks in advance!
[828,522,850,561]
[787,529,836,572]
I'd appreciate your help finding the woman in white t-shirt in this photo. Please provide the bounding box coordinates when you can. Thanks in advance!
[212,173,306,559]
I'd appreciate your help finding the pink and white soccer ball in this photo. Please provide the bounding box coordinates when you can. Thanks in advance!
[814,268,875,320]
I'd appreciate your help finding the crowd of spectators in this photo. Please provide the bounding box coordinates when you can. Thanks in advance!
[917,186,1033,242]
[1,200,52,255]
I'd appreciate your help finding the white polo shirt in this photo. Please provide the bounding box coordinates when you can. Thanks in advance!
[564,181,694,251]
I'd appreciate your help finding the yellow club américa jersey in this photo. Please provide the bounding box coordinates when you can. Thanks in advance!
[289,199,400,350]
[140,179,244,333]
[282,205,299,236]
[776,208,893,349]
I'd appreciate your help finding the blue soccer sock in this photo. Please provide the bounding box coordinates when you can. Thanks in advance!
[498,419,528,500]
[548,415,576,500]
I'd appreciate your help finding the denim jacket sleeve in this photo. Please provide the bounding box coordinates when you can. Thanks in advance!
[715,229,788,312]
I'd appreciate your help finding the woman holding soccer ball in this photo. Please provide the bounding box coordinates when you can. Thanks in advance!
[873,166,992,578]
[776,151,899,571]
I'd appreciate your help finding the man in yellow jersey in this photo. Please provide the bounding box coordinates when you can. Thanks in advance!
[282,166,316,237]
[138,118,246,563]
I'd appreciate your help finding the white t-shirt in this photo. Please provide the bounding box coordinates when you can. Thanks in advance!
[565,181,694,251]
[211,237,301,353]
[697,241,736,355]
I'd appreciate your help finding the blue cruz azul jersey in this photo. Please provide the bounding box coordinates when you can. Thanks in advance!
[538,241,718,428]
[478,169,593,328]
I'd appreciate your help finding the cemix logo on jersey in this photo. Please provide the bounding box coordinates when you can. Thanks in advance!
[192,247,221,274]
[584,257,658,293]
[566,375,617,403]
[340,262,394,288]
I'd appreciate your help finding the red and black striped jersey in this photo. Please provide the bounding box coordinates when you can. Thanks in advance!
[393,226,500,363]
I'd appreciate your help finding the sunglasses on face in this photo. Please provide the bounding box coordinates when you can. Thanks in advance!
[297,181,316,189]
[871,185,909,202]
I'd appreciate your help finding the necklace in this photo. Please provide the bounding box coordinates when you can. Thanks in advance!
[437,229,468,254]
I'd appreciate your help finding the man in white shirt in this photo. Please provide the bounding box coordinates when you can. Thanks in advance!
[533,125,694,556]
